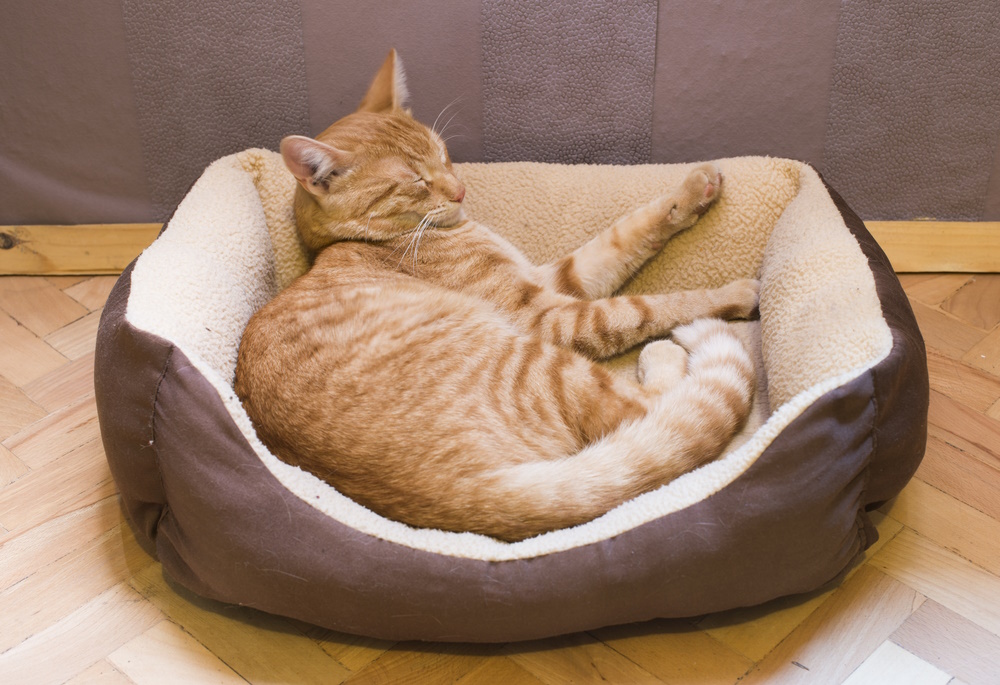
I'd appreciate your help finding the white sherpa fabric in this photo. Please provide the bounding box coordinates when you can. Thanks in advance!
[125,149,893,561]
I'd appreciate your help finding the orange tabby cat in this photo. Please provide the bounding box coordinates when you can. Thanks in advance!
[235,50,758,541]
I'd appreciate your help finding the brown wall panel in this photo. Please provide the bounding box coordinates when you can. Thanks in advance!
[824,1,1000,220]
[300,2,483,164]
[481,0,658,164]
[651,0,841,166]
[0,1,151,223]
[121,0,311,219]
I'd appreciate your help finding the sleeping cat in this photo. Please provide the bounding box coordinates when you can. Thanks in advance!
[235,49,759,542]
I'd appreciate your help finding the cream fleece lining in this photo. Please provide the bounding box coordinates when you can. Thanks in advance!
[126,150,892,562]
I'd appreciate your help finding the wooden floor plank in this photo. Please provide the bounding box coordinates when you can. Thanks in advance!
[901,273,974,307]
[63,659,136,685]
[697,512,902,662]
[925,348,1000,413]
[592,619,752,683]
[63,276,118,311]
[989,397,1000,421]
[43,309,102,360]
[0,438,115,533]
[0,373,48,441]
[739,565,924,685]
[0,276,89,337]
[344,644,505,685]
[927,390,1000,470]
[916,434,1000,522]
[21,352,96,413]
[3,394,100,469]
[908,300,990,358]
[297,624,395,674]
[129,564,352,684]
[964,326,1000,377]
[503,633,665,685]
[883,478,1000,576]
[44,275,89,289]
[870,529,1000,637]
[0,310,68,387]
[940,275,1000,330]
[108,620,247,685]
[0,495,120,593]
[840,640,951,685]
[0,582,161,685]
[0,444,29,490]
[0,523,153,654]
[454,656,547,684]
[892,600,1000,685]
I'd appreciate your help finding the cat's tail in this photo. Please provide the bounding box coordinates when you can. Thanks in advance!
[479,319,756,541]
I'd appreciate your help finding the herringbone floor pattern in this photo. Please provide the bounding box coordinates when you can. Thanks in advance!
[0,273,998,684]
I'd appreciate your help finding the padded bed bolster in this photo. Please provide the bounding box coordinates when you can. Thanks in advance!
[95,261,169,557]
[827,182,929,507]
[95,153,928,642]
[98,266,881,643]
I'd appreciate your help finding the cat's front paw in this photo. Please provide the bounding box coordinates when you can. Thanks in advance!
[715,278,760,320]
[667,163,723,227]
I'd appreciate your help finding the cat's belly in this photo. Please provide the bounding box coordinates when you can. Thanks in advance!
[235,270,580,482]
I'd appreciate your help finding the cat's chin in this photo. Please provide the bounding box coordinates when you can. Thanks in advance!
[432,207,467,228]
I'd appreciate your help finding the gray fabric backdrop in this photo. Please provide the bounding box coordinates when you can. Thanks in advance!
[2,0,999,224]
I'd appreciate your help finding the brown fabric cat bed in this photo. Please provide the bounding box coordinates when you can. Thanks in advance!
[95,150,927,642]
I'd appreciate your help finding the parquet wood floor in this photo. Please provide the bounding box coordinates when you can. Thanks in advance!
[1,273,998,684]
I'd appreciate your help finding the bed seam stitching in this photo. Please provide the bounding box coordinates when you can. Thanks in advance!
[148,345,174,528]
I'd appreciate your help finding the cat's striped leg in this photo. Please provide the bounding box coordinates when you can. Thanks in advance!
[540,163,722,299]
[528,278,759,359]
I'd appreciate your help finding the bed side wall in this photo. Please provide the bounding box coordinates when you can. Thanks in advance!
[827,183,930,506]
[94,262,169,556]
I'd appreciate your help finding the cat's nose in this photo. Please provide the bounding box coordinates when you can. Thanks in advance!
[452,183,466,203]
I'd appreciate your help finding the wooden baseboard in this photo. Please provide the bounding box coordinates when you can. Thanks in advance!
[1,221,998,275]
[866,221,1000,273]
[0,224,162,275]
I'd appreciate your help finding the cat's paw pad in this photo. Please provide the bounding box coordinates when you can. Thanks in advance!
[638,340,688,389]
[716,278,760,319]
[667,163,723,225]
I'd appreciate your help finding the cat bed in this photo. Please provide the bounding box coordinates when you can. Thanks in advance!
[95,149,928,642]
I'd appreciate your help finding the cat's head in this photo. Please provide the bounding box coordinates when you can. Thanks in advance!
[280,49,466,251]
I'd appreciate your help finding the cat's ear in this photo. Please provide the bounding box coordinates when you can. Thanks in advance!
[357,48,410,113]
[280,135,353,195]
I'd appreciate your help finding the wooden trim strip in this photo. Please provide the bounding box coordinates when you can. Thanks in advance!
[1,221,998,275]
[866,221,1000,273]
[0,224,162,275]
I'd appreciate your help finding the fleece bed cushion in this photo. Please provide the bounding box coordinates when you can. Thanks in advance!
[95,150,928,642]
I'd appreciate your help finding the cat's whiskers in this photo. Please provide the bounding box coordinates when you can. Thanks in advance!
[436,110,462,140]
[362,213,374,243]
[431,96,464,136]
[394,206,450,274]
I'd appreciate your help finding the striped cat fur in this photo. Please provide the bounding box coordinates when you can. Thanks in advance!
[235,50,758,541]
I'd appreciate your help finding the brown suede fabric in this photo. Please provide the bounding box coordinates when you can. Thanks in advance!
[95,184,927,642]
[825,181,929,507]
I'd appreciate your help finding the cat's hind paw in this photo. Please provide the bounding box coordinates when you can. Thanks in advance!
[638,340,688,391]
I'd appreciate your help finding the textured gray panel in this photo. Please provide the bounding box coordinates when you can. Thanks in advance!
[121,1,310,219]
[825,1,1000,220]
[985,136,1000,221]
[651,1,841,166]
[0,1,150,223]
[300,2,483,163]
[481,0,657,164]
